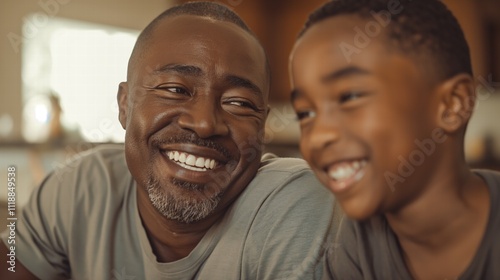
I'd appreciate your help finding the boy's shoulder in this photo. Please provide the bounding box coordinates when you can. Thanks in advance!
[474,169,500,191]
[328,169,500,279]
[461,169,500,279]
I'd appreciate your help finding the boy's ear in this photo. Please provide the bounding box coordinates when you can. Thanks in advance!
[117,82,129,130]
[436,74,475,133]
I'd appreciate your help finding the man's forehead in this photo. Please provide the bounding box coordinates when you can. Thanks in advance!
[128,14,269,96]
[149,15,252,43]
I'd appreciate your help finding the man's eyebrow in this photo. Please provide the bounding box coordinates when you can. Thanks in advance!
[321,66,370,83]
[153,64,203,76]
[225,75,262,96]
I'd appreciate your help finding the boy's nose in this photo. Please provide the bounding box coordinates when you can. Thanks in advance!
[305,115,341,153]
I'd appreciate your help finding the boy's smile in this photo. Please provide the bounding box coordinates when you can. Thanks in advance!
[290,15,443,220]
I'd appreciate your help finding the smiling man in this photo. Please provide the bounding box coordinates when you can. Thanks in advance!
[0,2,336,280]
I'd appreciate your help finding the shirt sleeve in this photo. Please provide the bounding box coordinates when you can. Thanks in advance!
[326,216,365,280]
[242,169,339,280]
[1,168,75,280]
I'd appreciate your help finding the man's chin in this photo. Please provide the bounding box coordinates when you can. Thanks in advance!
[146,177,223,224]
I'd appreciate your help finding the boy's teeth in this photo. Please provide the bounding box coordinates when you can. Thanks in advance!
[328,160,367,181]
[166,151,218,171]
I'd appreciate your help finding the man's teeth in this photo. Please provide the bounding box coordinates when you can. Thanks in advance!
[328,160,367,181]
[167,151,217,171]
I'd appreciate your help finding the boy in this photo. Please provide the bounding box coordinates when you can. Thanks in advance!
[289,0,500,279]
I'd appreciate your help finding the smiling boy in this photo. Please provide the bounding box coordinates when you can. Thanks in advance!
[289,0,500,279]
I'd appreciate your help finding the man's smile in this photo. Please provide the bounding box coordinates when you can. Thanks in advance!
[155,141,236,185]
[165,150,219,172]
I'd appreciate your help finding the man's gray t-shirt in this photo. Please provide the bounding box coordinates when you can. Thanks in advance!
[325,170,500,279]
[1,145,337,280]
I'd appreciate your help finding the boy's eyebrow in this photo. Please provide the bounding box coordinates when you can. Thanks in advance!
[321,66,371,83]
[291,66,370,103]
[153,64,203,77]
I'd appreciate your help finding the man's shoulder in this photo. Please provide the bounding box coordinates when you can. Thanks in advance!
[257,153,313,175]
[241,153,333,209]
[53,144,127,177]
[48,144,132,200]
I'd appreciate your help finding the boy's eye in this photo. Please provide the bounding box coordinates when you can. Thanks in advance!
[296,110,316,121]
[339,91,363,104]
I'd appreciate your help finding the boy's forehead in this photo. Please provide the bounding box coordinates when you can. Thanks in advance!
[292,17,387,77]
[290,18,439,101]
[294,15,389,59]
[292,14,441,87]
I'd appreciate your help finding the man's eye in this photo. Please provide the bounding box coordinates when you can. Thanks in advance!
[339,91,363,104]
[155,85,190,95]
[296,110,316,121]
[226,100,257,110]
[164,87,189,94]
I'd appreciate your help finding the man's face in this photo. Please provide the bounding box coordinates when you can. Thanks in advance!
[119,15,269,223]
[290,16,442,220]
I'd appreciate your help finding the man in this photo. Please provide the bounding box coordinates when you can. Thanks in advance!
[289,0,500,279]
[1,2,336,279]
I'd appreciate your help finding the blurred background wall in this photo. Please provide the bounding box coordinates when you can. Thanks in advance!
[0,0,499,208]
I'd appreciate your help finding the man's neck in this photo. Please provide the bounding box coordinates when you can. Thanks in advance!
[136,188,224,263]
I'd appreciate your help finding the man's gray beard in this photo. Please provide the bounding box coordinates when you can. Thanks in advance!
[146,176,223,224]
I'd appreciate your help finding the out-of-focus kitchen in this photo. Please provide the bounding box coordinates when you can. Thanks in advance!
[0,0,499,218]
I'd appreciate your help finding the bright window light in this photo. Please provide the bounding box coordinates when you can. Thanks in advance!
[22,14,139,143]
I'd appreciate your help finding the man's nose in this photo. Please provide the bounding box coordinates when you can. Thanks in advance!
[177,98,229,138]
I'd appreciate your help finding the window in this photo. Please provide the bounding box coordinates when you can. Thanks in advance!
[22,14,139,143]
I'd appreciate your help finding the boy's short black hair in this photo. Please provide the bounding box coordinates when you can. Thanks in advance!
[299,0,472,80]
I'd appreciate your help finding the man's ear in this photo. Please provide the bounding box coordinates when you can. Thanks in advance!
[117,82,129,130]
[436,74,475,133]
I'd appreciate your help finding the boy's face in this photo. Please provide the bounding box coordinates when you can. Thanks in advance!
[290,16,442,220]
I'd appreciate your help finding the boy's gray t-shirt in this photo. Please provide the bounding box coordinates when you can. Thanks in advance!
[326,170,500,279]
[1,146,337,280]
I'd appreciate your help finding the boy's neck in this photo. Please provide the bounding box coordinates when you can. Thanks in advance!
[385,166,489,245]
[385,164,490,279]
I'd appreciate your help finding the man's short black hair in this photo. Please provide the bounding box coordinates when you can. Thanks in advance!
[299,0,472,80]
[139,1,252,43]
[129,1,270,84]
